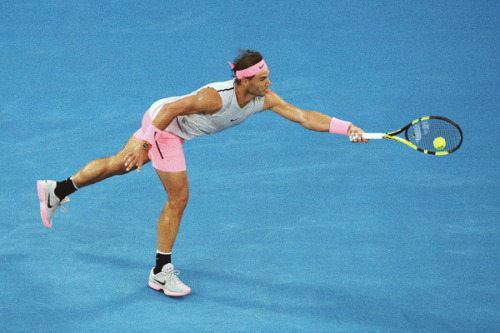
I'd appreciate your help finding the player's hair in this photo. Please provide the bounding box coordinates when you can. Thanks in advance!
[231,49,263,83]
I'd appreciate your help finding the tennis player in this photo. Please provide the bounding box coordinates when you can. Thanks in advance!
[37,50,367,297]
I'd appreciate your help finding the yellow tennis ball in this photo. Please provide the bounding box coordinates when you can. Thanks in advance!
[433,137,447,150]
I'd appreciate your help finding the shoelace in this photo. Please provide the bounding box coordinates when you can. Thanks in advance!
[165,269,183,285]
[59,197,71,213]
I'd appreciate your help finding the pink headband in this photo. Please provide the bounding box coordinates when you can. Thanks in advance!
[228,59,268,79]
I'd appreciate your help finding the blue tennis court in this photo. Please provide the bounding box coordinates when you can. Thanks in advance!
[1,1,499,332]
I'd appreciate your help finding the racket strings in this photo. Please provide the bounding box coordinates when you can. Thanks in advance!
[406,118,462,152]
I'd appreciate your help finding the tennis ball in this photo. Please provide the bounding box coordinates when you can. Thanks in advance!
[433,137,447,150]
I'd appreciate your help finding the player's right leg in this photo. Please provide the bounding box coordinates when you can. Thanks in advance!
[37,136,150,228]
[148,169,191,297]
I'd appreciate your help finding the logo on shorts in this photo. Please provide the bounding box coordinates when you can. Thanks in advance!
[230,118,239,122]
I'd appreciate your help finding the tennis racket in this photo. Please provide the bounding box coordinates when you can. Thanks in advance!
[360,116,463,156]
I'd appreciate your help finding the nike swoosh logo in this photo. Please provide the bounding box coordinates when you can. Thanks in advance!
[47,193,53,208]
[259,63,264,69]
[154,279,166,286]
[230,118,239,122]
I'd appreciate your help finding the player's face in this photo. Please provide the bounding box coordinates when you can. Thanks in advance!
[245,70,271,96]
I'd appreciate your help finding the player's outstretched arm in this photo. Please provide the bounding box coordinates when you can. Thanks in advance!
[264,90,367,142]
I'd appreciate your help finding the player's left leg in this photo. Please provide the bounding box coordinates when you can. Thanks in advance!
[71,136,149,188]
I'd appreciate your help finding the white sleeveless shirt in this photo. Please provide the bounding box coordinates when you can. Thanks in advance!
[147,80,265,141]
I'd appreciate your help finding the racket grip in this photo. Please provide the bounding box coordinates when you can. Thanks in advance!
[362,133,385,140]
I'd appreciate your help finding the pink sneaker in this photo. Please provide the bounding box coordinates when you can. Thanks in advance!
[37,180,70,228]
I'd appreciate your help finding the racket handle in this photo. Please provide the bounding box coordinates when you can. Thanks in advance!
[362,133,385,140]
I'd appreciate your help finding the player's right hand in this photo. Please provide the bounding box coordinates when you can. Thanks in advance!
[124,144,149,172]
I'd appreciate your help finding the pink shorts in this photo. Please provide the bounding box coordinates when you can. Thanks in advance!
[133,111,186,172]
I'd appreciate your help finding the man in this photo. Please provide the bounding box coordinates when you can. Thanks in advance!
[37,50,368,297]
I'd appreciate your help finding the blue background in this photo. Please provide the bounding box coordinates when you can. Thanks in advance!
[1,0,499,332]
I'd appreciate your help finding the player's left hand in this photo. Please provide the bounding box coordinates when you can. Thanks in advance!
[348,124,368,143]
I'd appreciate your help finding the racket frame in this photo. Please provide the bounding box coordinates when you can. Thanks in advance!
[362,116,463,156]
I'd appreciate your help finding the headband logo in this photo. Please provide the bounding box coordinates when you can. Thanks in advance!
[228,59,268,79]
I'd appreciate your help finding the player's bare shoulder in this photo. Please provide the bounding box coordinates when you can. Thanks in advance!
[263,89,287,111]
[194,87,223,115]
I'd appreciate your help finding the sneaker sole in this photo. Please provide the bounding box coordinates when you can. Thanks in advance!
[37,180,52,228]
[148,281,191,297]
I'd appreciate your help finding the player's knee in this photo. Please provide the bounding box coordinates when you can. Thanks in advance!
[169,190,189,211]
[176,192,189,208]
